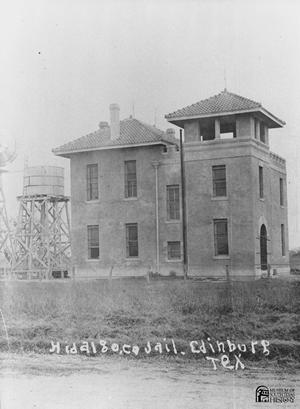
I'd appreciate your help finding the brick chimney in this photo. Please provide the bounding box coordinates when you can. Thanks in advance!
[99,121,109,130]
[109,103,120,140]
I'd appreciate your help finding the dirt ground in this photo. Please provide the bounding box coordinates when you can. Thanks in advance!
[0,353,299,409]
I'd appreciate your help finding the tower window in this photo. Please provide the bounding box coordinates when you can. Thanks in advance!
[167,185,180,220]
[214,219,229,256]
[259,166,264,199]
[281,224,286,256]
[220,117,236,139]
[212,165,227,197]
[254,119,259,139]
[260,123,266,143]
[280,178,284,206]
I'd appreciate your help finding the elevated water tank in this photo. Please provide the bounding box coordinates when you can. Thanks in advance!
[23,166,64,196]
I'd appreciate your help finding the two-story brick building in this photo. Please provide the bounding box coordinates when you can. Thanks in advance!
[53,90,289,279]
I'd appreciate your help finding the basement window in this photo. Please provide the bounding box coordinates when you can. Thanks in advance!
[167,241,181,260]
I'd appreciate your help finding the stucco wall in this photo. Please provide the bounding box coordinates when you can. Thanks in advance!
[251,150,289,276]
[68,126,289,279]
[70,145,183,278]
[184,141,256,278]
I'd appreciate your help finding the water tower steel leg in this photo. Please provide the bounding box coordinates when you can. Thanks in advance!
[0,181,14,276]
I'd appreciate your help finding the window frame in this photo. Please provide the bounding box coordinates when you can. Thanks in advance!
[213,219,229,256]
[281,224,286,256]
[260,122,266,143]
[279,177,284,206]
[124,160,137,198]
[86,164,99,201]
[125,223,139,258]
[167,241,181,261]
[87,225,100,259]
[259,166,264,199]
[212,165,227,197]
[166,184,180,221]
[254,118,259,139]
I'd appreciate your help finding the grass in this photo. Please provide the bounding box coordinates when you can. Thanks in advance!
[0,278,299,367]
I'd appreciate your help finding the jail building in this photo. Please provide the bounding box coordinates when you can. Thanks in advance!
[53,90,289,279]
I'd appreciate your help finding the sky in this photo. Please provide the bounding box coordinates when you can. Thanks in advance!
[0,0,300,248]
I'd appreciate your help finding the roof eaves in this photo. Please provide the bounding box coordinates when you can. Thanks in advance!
[165,107,285,128]
[165,108,261,122]
[260,107,285,127]
[52,140,176,157]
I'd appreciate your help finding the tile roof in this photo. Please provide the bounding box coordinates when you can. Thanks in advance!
[165,89,262,119]
[53,117,178,156]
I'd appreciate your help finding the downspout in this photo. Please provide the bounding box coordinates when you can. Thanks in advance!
[180,130,188,280]
[152,161,160,274]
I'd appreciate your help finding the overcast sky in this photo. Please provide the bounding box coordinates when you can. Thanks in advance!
[1,0,300,248]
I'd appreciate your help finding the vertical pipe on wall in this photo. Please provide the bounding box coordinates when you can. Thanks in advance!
[180,130,188,279]
[152,161,160,274]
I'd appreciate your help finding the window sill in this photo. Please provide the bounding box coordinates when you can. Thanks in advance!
[280,205,285,209]
[123,197,138,201]
[85,200,100,204]
[213,255,230,260]
[125,257,140,261]
[166,258,182,263]
[86,258,100,262]
[259,198,265,202]
[211,196,228,201]
[165,219,181,224]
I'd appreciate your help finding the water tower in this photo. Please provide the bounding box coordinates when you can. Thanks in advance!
[0,144,17,275]
[13,166,71,279]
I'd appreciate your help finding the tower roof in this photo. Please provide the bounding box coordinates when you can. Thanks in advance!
[165,89,285,128]
[53,117,178,157]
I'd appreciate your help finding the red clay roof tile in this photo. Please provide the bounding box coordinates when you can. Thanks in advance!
[165,89,262,119]
[53,117,178,155]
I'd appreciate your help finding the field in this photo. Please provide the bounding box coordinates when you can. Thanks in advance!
[0,278,299,369]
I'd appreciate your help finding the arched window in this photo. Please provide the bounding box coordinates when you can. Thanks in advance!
[260,224,268,270]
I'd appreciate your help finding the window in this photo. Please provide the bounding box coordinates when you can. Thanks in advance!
[254,119,259,139]
[259,166,264,199]
[167,185,180,220]
[87,164,98,201]
[280,178,284,206]
[260,123,265,143]
[214,219,229,256]
[281,224,285,256]
[125,160,137,198]
[212,165,227,197]
[219,118,236,139]
[126,223,138,257]
[87,225,99,259]
[167,241,181,260]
